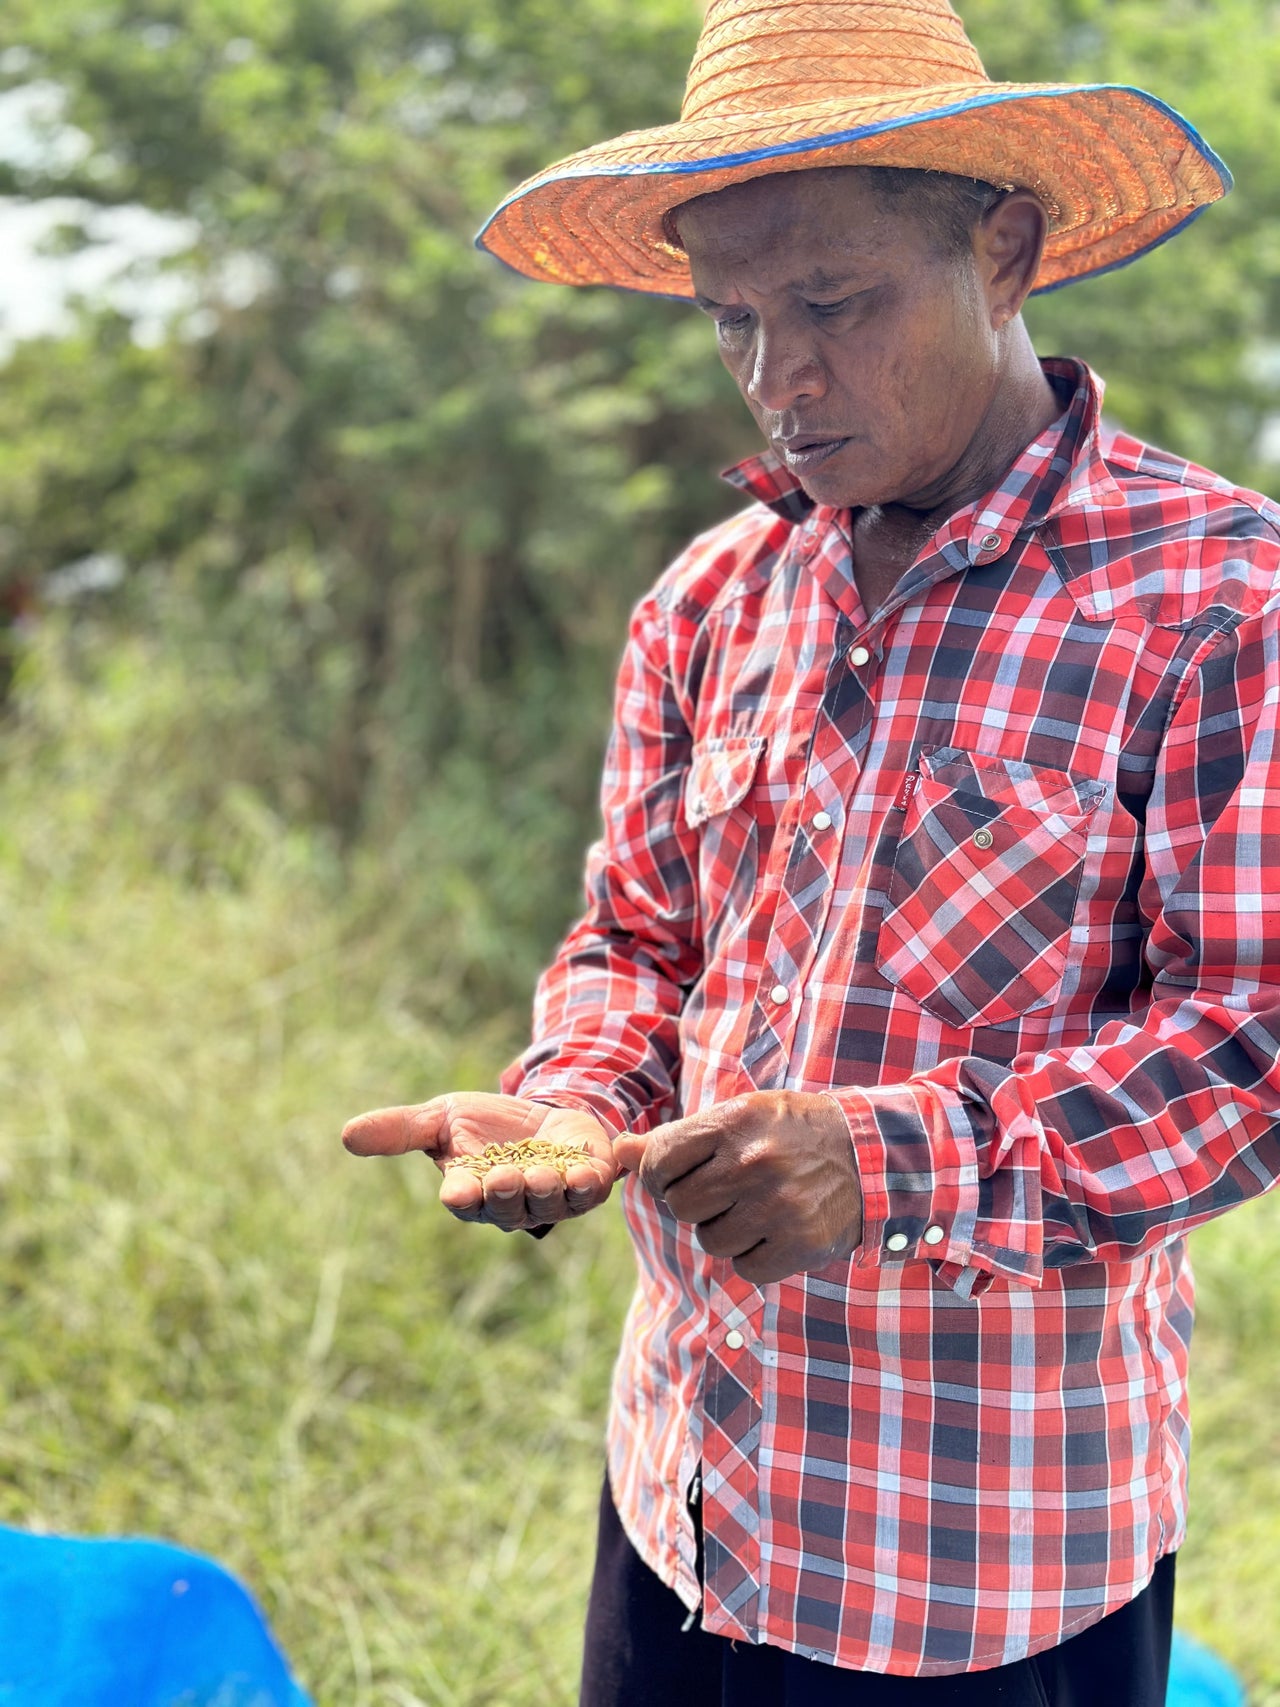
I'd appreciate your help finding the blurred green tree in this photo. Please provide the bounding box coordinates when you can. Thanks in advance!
[974,0,1280,476]
[0,0,1276,1002]
[0,0,747,835]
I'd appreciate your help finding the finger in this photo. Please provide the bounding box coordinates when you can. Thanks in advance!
[687,1201,757,1260]
[639,1100,750,1197]
[612,1132,647,1174]
[662,1155,749,1227]
[565,1158,614,1216]
[733,1228,850,1285]
[732,1241,796,1286]
[523,1164,569,1225]
[480,1164,533,1232]
[439,1167,484,1220]
[343,1101,447,1158]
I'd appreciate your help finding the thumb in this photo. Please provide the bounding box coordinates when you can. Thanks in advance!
[342,1101,447,1157]
[612,1130,649,1174]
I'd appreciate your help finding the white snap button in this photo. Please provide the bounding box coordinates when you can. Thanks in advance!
[811,811,833,831]
[980,531,1002,552]
[725,1329,745,1350]
[972,826,994,849]
[849,645,871,666]
[769,983,790,1004]
[923,1225,945,1246]
[886,1232,909,1253]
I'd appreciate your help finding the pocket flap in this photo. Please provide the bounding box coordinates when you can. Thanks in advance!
[684,735,766,829]
[919,746,1107,821]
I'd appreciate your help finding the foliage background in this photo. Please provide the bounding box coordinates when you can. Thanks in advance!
[0,0,1277,1700]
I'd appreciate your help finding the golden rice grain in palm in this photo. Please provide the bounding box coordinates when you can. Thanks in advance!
[445,1136,592,1180]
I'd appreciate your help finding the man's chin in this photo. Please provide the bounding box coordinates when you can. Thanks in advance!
[784,441,883,510]
[795,458,936,514]
[795,467,879,511]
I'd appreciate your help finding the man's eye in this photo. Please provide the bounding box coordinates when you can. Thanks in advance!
[714,312,752,336]
[807,296,854,319]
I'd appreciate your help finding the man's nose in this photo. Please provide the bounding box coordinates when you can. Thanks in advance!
[745,324,825,413]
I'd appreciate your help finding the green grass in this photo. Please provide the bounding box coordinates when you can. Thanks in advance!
[0,639,636,1703]
[1,646,1278,1703]
[0,825,637,1703]
[1175,1195,1280,1705]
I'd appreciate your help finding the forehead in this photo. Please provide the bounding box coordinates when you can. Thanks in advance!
[672,167,928,288]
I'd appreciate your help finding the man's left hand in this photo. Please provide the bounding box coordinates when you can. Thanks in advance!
[613,1091,862,1285]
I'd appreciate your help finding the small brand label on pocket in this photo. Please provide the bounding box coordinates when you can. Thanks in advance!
[895,772,919,812]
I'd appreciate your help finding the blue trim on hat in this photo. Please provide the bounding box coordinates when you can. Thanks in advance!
[474,82,1231,294]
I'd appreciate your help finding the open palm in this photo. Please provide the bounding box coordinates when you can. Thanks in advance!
[342,1092,616,1231]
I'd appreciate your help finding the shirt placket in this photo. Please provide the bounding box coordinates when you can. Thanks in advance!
[740,517,865,1091]
[697,1295,767,1639]
[700,518,871,1639]
[696,523,832,1640]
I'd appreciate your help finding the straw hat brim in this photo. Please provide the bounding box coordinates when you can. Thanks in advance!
[477,83,1231,297]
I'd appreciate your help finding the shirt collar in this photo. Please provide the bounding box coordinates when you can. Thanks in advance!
[720,358,1126,566]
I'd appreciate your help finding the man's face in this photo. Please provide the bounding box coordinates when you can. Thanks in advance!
[675,167,1002,511]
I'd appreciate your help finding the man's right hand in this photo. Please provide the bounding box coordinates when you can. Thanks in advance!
[341,1093,616,1232]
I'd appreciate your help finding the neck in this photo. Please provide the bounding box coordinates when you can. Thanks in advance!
[874,325,1061,540]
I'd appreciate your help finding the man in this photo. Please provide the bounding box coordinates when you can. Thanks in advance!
[343,2,1279,1701]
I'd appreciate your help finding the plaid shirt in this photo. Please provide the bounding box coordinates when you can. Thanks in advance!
[502,359,1280,1675]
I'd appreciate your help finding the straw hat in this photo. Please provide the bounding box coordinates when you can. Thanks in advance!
[477,0,1230,297]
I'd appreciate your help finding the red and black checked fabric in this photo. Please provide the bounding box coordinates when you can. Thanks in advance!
[877,750,1107,1029]
[502,360,1280,1675]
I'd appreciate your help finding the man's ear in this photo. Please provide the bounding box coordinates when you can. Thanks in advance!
[976,189,1050,330]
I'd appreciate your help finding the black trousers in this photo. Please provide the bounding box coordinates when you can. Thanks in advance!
[581,1477,1176,1707]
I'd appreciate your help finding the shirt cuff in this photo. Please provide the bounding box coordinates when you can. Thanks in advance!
[822,1082,989,1297]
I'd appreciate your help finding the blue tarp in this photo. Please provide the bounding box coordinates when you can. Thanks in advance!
[1169,1629,1248,1707]
[0,1527,310,1706]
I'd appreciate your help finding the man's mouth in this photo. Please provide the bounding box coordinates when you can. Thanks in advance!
[777,435,850,471]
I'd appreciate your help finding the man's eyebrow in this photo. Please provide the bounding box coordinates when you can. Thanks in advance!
[692,271,866,310]
[797,268,859,292]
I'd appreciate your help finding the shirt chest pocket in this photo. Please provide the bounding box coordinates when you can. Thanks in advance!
[875,747,1107,1029]
[684,735,767,934]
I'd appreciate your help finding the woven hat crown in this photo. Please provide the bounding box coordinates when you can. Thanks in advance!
[682,0,988,121]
